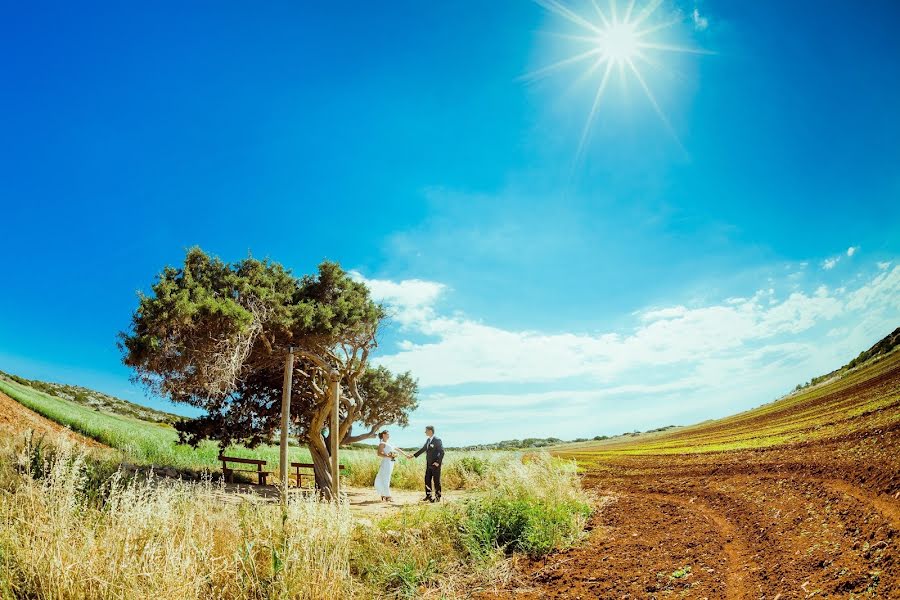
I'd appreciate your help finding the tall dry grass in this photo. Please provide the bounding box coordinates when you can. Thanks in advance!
[0,437,356,600]
[0,433,591,599]
[343,450,511,491]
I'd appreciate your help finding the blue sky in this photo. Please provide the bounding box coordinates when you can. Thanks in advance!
[1,1,898,446]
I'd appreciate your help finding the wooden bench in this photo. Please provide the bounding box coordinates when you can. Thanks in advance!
[290,462,347,489]
[219,454,272,486]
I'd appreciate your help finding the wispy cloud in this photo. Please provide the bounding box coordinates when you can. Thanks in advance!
[822,256,840,270]
[692,8,709,31]
[847,246,859,257]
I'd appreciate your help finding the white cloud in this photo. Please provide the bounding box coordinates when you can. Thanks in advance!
[367,268,893,388]
[361,263,899,444]
[847,246,859,257]
[350,271,446,328]
[878,261,891,270]
[822,257,840,270]
[640,306,689,322]
[845,265,900,311]
[692,8,709,31]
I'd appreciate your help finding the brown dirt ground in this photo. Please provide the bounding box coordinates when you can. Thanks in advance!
[0,389,106,448]
[483,361,900,600]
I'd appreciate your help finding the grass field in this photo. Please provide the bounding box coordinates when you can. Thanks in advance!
[0,432,590,600]
[0,376,518,491]
[553,348,900,458]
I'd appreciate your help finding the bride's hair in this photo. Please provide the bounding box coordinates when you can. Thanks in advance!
[379,430,389,440]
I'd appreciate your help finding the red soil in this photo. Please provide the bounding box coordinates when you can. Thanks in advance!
[0,389,106,448]
[485,357,900,599]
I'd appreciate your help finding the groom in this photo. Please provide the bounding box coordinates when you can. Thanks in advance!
[413,425,444,502]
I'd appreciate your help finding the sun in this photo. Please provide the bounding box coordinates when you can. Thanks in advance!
[599,22,638,64]
[527,0,712,156]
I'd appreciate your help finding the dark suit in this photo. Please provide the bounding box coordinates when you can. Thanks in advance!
[414,437,444,499]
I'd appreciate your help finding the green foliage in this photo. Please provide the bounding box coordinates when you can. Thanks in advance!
[670,565,692,579]
[118,248,418,475]
[459,493,591,559]
[457,454,591,560]
[457,455,489,477]
[794,326,899,391]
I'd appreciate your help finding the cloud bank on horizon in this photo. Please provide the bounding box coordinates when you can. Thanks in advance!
[353,258,899,445]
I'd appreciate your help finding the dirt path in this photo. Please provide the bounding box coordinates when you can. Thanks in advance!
[210,481,471,519]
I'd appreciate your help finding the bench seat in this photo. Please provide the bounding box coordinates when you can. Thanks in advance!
[219,454,271,486]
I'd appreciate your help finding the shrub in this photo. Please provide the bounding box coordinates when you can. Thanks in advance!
[457,455,489,477]
[457,454,591,559]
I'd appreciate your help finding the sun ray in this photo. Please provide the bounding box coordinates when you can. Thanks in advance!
[629,0,664,27]
[634,49,687,83]
[577,60,615,159]
[520,47,603,81]
[625,57,681,146]
[590,0,612,28]
[530,0,710,157]
[535,0,603,34]
[634,17,680,38]
[623,0,636,23]
[570,54,611,90]
[539,31,603,45]
[635,41,715,55]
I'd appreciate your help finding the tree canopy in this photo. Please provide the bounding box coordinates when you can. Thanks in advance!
[119,248,418,492]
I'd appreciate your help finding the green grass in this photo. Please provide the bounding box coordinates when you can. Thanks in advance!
[0,377,517,490]
[0,377,340,470]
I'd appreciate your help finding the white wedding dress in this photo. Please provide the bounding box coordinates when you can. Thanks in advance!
[374,442,395,497]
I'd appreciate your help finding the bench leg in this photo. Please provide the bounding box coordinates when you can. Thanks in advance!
[259,473,267,486]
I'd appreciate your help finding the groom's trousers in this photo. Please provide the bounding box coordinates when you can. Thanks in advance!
[425,464,442,499]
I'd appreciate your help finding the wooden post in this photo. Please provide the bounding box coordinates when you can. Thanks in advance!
[280,346,294,502]
[329,369,340,500]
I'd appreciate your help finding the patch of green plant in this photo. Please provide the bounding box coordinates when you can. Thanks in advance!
[670,565,691,579]
[457,455,489,477]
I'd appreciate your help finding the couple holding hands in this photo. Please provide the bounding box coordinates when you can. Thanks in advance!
[374,425,444,503]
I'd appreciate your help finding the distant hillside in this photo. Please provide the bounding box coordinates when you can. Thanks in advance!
[447,426,680,451]
[556,328,900,456]
[795,325,900,391]
[0,370,181,425]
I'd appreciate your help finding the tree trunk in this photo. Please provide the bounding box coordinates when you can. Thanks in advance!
[308,435,336,501]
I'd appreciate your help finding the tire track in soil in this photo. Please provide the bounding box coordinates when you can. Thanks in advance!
[819,479,900,527]
[489,486,762,599]
[636,491,755,600]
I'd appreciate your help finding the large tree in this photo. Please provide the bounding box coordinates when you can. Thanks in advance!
[119,248,418,497]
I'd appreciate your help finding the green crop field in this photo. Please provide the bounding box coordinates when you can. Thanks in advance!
[0,376,516,490]
[0,376,315,469]
[553,348,900,459]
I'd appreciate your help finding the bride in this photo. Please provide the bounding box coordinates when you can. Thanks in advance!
[374,430,411,502]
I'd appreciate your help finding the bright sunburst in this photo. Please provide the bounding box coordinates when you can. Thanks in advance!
[528,0,712,155]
